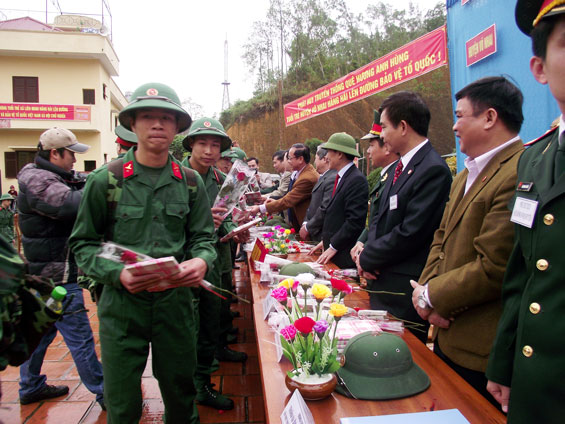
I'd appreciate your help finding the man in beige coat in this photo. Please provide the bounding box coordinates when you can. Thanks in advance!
[411,76,524,405]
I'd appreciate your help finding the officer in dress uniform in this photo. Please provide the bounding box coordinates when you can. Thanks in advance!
[486,2,565,422]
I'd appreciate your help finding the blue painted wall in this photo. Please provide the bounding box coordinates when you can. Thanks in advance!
[446,0,560,171]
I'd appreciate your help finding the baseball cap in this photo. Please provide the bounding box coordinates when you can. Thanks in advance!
[39,127,90,153]
[335,332,430,400]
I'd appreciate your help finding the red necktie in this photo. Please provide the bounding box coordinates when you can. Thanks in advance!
[392,160,403,184]
[332,174,340,196]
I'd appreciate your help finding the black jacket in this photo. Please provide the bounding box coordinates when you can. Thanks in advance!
[17,156,85,283]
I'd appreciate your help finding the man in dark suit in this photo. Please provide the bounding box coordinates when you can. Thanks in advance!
[412,76,524,405]
[311,133,368,269]
[486,2,565,421]
[350,111,398,260]
[299,147,337,242]
[250,144,318,231]
[357,91,452,343]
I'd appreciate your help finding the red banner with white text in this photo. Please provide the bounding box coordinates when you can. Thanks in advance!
[0,103,91,121]
[284,26,447,126]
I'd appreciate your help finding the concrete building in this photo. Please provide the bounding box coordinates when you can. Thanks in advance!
[0,16,128,191]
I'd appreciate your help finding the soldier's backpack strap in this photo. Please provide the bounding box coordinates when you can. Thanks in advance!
[180,165,200,211]
[105,158,124,241]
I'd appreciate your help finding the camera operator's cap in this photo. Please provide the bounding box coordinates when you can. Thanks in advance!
[0,193,14,201]
[335,332,430,400]
[516,0,565,35]
[182,117,232,152]
[361,110,383,140]
[320,132,360,157]
[119,82,192,133]
[115,125,138,147]
[39,127,90,153]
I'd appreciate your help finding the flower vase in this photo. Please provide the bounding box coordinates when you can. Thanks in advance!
[270,252,289,259]
[284,372,337,400]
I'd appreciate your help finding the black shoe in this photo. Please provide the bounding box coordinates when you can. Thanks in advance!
[230,310,241,318]
[20,385,69,405]
[216,346,247,362]
[196,383,234,410]
[226,334,238,344]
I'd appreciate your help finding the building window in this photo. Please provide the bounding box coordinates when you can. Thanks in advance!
[13,77,39,103]
[4,151,36,179]
[83,89,95,105]
[103,83,108,100]
[84,160,96,172]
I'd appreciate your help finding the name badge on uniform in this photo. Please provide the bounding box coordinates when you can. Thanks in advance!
[510,197,538,228]
[389,194,398,210]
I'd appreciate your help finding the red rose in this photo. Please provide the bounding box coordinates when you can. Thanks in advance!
[285,238,290,243]
[290,228,296,234]
[237,172,246,181]
[120,250,138,264]
[294,316,316,335]
[331,277,353,294]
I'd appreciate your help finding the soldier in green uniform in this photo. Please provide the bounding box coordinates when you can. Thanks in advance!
[69,83,217,423]
[114,125,137,158]
[181,117,247,410]
[0,194,15,243]
[486,2,565,422]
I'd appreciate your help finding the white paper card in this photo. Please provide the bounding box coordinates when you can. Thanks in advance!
[389,194,398,210]
[510,197,538,228]
[263,291,276,320]
[340,409,469,423]
[281,388,315,424]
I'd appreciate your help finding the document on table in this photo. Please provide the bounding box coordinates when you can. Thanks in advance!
[340,409,469,424]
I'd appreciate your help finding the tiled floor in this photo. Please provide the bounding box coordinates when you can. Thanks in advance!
[0,264,265,424]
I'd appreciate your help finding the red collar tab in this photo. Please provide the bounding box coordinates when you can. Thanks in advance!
[123,161,134,178]
[172,162,183,180]
[524,126,558,147]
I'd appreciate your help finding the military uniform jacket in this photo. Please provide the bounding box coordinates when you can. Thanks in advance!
[358,165,394,244]
[69,148,217,288]
[0,207,14,242]
[486,128,565,423]
[304,168,337,242]
[419,140,523,372]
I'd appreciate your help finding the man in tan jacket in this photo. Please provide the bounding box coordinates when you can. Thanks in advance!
[411,76,524,405]
[250,143,318,231]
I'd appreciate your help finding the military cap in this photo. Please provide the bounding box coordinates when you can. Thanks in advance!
[115,125,138,148]
[516,0,565,35]
[182,117,231,152]
[320,132,361,157]
[360,110,383,140]
[0,194,14,201]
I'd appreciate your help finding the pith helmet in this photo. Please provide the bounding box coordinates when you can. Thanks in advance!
[119,82,192,133]
[516,0,565,35]
[115,125,138,147]
[182,117,232,152]
[221,149,239,163]
[0,194,14,201]
[320,132,360,157]
[361,110,383,140]
[336,332,430,400]
[231,147,247,161]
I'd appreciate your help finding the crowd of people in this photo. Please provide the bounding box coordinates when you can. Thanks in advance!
[0,1,563,422]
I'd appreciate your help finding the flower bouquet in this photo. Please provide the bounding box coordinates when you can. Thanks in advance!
[213,159,256,220]
[262,226,296,256]
[271,275,353,382]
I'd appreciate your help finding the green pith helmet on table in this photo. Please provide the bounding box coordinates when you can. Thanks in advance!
[320,132,361,157]
[360,110,383,141]
[182,117,232,152]
[280,262,315,276]
[118,82,192,133]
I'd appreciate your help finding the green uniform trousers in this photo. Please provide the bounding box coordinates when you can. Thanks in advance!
[98,285,198,424]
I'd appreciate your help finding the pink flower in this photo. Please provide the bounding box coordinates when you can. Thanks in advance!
[313,320,329,335]
[294,316,316,335]
[237,172,246,181]
[331,277,353,295]
[271,287,288,303]
[281,325,297,341]
[120,250,138,264]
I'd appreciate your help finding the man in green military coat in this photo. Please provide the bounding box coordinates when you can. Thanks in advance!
[114,125,137,158]
[0,194,15,243]
[70,83,217,423]
[486,2,565,422]
[181,117,248,410]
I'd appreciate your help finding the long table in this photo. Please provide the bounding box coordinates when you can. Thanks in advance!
[250,253,506,423]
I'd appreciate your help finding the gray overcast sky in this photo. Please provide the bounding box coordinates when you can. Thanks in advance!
[3,0,443,117]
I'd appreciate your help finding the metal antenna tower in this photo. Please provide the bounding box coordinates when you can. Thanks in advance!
[221,36,231,111]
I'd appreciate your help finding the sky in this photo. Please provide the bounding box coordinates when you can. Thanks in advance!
[2,0,443,117]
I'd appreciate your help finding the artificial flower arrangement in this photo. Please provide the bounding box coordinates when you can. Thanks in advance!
[271,274,353,379]
[262,226,297,255]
